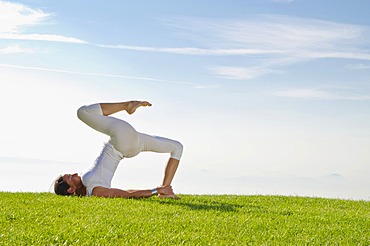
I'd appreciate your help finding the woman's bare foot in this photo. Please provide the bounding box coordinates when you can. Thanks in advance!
[158,194,180,199]
[157,185,180,199]
[126,101,152,114]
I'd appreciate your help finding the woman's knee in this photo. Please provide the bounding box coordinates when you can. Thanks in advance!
[77,106,87,121]
[77,104,103,119]
[171,140,183,160]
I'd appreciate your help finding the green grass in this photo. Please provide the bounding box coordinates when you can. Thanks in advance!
[0,193,369,245]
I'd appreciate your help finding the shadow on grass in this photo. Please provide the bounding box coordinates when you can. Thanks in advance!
[172,201,242,212]
[145,197,263,213]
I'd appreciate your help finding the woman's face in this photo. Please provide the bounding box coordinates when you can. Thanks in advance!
[62,173,79,189]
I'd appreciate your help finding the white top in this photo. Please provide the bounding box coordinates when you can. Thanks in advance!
[81,143,123,196]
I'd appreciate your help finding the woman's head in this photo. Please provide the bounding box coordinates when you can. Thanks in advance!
[54,173,85,196]
[54,175,71,196]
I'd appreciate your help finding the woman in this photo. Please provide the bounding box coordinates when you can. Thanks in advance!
[54,100,183,199]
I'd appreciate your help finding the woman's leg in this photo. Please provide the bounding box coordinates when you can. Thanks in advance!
[162,158,180,186]
[139,134,183,198]
[78,101,182,198]
[100,101,151,116]
[77,101,151,135]
[160,158,181,199]
[77,101,152,156]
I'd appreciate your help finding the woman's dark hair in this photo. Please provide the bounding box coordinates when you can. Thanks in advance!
[54,175,71,196]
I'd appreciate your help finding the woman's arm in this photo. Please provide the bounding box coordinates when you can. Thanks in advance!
[92,186,172,198]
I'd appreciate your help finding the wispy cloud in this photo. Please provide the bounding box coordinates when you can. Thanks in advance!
[0,1,86,44]
[272,89,333,99]
[208,66,277,80]
[166,15,367,52]
[0,33,86,43]
[346,63,370,70]
[0,44,35,54]
[0,1,49,33]
[164,15,370,79]
[3,0,369,61]
[104,15,367,59]
[98,44,281,56]
[0,63,200,87]
[272,88,370,100]
[2,0,370,83]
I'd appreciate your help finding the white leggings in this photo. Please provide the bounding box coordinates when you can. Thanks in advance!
[77,104,183,160]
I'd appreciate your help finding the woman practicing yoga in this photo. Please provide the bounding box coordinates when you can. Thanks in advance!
[54,100,183,199]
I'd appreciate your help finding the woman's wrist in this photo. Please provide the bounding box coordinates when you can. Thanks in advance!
[150,188,158,196]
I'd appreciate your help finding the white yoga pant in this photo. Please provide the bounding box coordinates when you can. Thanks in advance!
[77,104,183,160]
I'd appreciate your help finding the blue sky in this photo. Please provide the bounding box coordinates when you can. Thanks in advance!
[1,0,370,200]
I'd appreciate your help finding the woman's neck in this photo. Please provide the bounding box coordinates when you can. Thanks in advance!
[75,186,87,196]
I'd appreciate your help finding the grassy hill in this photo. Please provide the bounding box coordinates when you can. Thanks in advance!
[1,192,369,245]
